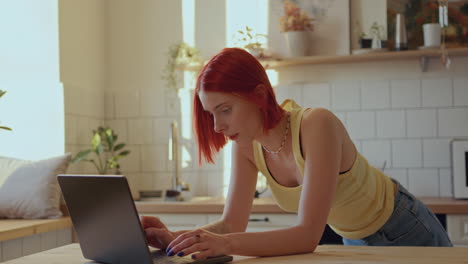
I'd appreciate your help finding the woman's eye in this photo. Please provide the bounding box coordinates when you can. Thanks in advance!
[221,107,231,113]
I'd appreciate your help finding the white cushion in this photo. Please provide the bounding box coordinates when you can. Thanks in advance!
[0,154,71,219]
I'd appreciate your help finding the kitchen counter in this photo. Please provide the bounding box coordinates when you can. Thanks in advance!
[135,196,468,214]
[5,243,468,264]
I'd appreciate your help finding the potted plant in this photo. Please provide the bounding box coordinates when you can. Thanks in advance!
[279,0,314,57]
[233,26,268,58]
[161,42,203,91]
[416,1,441,47]
[0,90,12,131]
[72,126,130,175]
[356,21,387,49]
[369,22,387,48]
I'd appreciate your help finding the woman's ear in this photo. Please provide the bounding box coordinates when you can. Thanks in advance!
[254,84,267,100]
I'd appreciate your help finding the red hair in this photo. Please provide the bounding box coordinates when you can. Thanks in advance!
[193,48,285,165]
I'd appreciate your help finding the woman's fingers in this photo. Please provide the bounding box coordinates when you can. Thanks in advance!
[167,235,203,256]
[167,230,201,250]
[141,216,167,229]
[145,228,174,249]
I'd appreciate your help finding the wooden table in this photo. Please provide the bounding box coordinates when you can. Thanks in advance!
[4,243,468,264]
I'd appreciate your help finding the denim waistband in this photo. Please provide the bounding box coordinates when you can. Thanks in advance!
[390,178,419,218]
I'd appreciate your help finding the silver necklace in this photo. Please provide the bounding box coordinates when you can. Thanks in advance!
[262,113,290,155]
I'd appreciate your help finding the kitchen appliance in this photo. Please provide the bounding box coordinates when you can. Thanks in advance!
[452,139,468,199]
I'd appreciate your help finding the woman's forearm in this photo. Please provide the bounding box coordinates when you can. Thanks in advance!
[225,225,318,257]
[198,219,232,234]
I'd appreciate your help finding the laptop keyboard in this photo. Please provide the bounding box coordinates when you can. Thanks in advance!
[151,250,195,264]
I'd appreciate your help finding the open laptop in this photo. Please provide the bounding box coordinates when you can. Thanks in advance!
[57,174,233,264]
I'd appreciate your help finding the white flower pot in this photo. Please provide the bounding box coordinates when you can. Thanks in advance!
[284,31,309,57]
[423,23,441,47]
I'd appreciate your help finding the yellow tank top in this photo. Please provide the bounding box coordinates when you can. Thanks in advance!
[253,99,395,239]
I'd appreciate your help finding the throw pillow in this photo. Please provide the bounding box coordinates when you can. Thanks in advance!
[0,153,71,219]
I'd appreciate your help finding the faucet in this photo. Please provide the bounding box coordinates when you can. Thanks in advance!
[167,121,190,201]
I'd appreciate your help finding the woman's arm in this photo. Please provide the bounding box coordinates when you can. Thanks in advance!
[167,109,344,258]
[224,108,343,256]
[204,141,259,234]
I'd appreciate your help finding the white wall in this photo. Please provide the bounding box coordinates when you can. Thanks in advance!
[56,0,468,199]
[0,0,65,160]
[59,0,107,174]
[274,57,468,197]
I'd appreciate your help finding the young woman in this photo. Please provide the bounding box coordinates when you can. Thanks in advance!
[141,48,452,260]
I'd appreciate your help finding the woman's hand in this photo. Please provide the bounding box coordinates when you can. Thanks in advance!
[140,216,178,249]
[166,229,231,260]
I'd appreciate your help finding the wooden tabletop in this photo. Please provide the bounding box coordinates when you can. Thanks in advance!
[135,196,468,214]
[4,243,468,264]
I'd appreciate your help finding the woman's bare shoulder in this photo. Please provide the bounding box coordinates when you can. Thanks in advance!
[300,107,346,143]
[232,140,257,165]
[301,107,342,128]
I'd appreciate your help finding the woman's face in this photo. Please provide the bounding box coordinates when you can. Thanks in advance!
[198,90,263,145]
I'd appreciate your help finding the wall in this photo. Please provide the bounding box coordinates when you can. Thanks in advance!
[59,0,107,175]
[0,0,64,160]
[274,56,468,197]
[57,0,468,199]
[104,0,227,197]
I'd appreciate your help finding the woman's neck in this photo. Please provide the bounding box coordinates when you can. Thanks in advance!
[256,112,290,154]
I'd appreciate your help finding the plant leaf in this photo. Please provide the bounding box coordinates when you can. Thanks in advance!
[91,132,102,154]
[71,149,92,163]
[0,126,12,131]
[118,150,130,157]
[105,128,114,150]
[113,143,125,152]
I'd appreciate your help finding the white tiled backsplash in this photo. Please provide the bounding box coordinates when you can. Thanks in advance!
[65,76,468,198]
[275,77,468,197]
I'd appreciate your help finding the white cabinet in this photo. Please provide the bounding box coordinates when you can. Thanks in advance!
[446,214,468,247]
[140,213,296,233]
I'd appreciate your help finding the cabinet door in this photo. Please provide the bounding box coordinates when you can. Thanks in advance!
[446,214,468,246]
[140,214,208,231]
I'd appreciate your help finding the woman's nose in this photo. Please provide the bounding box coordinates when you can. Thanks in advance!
[214,118,226,133]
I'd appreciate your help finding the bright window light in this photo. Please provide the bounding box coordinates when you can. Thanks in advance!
[223,0,268,197]
[266,69,278,87]
[182,0,195,46]
[226,0,268,47]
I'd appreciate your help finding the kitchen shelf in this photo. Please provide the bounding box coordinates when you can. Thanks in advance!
[180,47,468,72]
[261,47,468,72]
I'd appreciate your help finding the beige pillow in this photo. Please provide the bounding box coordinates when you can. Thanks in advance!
[0,154,71,219]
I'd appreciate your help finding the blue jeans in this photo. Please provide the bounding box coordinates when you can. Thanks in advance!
[342,179,453,247]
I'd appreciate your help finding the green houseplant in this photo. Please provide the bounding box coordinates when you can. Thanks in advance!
[0,90,12,131]
[161,42,203,91]
[233,26,268,57]
[72,126,130,174]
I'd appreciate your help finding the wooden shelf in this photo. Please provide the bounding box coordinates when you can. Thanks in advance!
[261,47,468,71]
[180,47,468,72]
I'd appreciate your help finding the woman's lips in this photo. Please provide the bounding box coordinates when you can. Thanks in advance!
[228,133,239,140]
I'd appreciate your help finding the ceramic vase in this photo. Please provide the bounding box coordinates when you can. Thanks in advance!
[284,31,309,57]
[423,23,441,47]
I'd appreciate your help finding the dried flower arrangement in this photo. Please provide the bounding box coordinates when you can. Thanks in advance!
[279,0,314,32]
